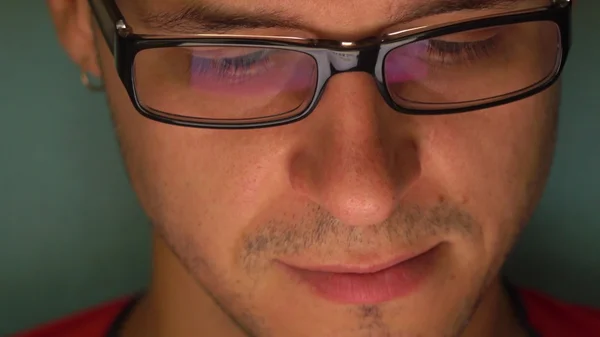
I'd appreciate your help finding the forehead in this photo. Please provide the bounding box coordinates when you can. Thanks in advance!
[121,0,551,37]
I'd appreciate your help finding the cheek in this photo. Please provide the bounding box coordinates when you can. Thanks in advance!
[98,31,298,280]
[108,98,293,266]
[422,90,557,253]
[100,57,274,230]
[129,133,276,222]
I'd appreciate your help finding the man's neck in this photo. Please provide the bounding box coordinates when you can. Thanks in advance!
[119,235,246,337]
[460,280,531,337]
[121,235,530,337]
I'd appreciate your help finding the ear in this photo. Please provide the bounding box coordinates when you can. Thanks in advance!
[47,0,101,76]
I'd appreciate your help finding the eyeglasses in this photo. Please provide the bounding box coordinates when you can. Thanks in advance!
[89,0,572,129]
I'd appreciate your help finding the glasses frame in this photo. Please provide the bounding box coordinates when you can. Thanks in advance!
[89,0,572,129]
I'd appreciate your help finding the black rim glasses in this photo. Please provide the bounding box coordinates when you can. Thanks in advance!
[88,0,572,129]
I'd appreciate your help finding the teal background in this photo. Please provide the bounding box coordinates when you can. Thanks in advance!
[0,1,598,336]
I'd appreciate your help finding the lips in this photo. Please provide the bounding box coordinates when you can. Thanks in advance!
[279,245,440,305]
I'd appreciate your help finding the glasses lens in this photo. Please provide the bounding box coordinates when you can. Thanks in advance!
[384,21,562,110]
[133,46,318,123]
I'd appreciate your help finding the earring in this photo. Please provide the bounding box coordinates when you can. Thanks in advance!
[80,71,105,92]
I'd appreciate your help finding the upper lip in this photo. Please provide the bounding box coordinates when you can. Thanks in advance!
[279,244,439,274]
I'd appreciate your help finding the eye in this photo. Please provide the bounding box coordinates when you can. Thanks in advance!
[426,38,497,63]
[190,49,275,83]
[209,50,271,71]
[424,28,502,65]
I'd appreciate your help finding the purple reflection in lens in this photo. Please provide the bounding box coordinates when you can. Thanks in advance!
[189,52,316,96]
[385,41,429,83]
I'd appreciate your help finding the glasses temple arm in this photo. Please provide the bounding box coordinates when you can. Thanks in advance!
[88,0,127,54]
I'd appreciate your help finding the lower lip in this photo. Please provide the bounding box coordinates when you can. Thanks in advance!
[282,246,439,305]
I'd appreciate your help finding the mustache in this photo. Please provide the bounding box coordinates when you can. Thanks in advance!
[241,200,475,263]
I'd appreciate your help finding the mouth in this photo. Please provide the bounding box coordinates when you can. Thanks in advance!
[278,244,442,305]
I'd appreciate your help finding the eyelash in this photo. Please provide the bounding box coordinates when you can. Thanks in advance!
[191,50,273,82]
[188,35,498,82]
[425,38,498,65]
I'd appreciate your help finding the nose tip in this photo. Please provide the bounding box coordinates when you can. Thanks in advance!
[322,141,420,226]
[288,73,421,227]
[289,134,421,227]
[319,171,405,226]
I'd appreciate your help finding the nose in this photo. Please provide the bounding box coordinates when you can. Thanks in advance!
[288,73,421,226]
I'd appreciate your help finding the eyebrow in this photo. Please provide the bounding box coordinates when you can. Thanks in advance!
[139,3,303,33]
[397,0,524,22]
[138,0,526,34]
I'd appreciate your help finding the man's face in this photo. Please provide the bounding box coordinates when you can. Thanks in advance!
[96,0,558,336]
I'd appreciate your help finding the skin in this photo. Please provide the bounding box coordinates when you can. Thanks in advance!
[48,0,560,336]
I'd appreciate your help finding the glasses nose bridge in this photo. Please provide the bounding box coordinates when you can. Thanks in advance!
[326,47,381,77]
[318,47,389,108]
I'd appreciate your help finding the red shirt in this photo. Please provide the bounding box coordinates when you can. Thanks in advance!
[12,287,600,337]
[11,296,136,337]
